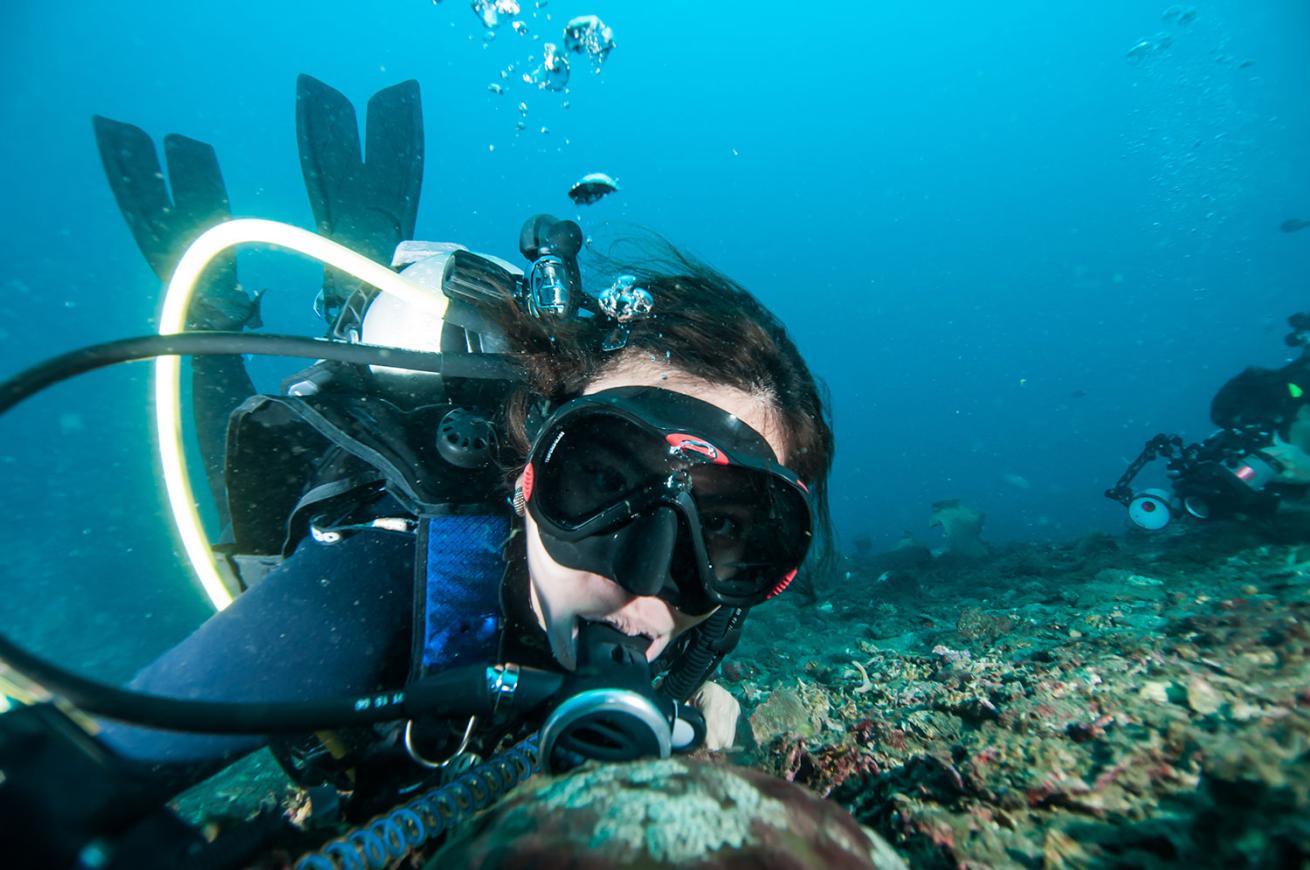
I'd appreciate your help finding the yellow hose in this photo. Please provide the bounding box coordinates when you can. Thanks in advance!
[156,219,447,610]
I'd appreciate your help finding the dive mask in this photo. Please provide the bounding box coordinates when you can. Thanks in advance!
[524,386,814,615]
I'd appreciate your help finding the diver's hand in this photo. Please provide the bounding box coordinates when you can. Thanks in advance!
[1266,436,1310,484]
[688,681,739,750]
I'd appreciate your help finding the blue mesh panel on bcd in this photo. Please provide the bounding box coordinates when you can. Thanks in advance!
[419,514,509,673]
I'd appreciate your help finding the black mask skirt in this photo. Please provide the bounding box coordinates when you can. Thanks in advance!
[523,386,814,615]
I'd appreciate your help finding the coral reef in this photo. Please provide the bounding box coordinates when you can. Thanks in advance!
[729,521,1310,867]
[429,757,906,869]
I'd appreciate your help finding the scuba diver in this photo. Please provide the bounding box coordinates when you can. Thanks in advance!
[0,73,835,866]
[1106,311,1310,529]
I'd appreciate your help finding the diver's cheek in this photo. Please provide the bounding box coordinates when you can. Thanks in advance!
[524,517,590,669]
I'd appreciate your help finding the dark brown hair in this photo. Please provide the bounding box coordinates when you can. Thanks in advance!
[493,238,836,586]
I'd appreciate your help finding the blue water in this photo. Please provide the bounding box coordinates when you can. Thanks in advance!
[1,1,1308,672]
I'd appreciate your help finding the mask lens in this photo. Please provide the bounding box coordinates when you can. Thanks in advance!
[535,414,671,527]
[689,465,811,603]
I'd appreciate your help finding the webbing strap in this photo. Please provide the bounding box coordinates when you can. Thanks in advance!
[416,514,509,674]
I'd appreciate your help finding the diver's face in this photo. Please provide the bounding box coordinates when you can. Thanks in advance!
[522,360,789,670]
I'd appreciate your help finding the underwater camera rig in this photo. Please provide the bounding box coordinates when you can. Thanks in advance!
[1105,426,1291,530]
[0,218,718,868]
[1106,312,1310,531]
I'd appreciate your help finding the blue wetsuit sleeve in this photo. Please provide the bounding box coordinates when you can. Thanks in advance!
[97,530,414,772]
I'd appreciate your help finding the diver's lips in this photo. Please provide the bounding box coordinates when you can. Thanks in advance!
[577,616,656,646]
[569,617,667,667]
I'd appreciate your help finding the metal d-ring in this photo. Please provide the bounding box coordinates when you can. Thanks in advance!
[404,715,477,769]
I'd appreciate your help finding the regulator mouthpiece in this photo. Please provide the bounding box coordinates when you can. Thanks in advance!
[536,621,702,773]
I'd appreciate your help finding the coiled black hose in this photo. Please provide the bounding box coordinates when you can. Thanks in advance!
[293,736,540,870]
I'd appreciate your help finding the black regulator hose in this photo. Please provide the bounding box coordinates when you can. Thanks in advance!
[657,607,745,703]
[0,627,561,732]
[0,332,525,414]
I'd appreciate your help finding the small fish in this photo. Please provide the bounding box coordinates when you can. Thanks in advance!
[568,171,619,205]
[1281,218,1310,233]
[1002,473,1032,490]
[1162,4,1197,25]
[1126,39,1153,60]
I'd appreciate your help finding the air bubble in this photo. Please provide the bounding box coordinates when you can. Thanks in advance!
[562,14,615,72]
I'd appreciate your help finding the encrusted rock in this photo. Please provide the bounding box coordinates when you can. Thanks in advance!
[749,684,828,745]
[430,758,907,868]
[1139,680,1172,704]
[956,606,1016,645]
[1186,674,1223,715]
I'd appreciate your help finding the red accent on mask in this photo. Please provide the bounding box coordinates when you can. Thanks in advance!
[523,463,535,502]
[766,569,798,599]
[666,433,729,465]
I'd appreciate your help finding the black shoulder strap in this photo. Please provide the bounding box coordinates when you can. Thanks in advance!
[225,393,504,557]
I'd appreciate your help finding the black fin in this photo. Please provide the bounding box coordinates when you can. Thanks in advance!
[92,116,260,331]
[94,115,182,279]
[93,116,257,526]
[365,79,424,251]
[93,116,233,280]
[296,75,424,322]
[164,133,238,314]
[163,134,232,241]
[296,75,363,247]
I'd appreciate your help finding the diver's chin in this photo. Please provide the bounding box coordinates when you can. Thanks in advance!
[550,619,579,672]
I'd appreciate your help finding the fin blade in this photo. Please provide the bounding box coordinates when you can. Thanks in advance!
[296,73,364,241]
[163,134,231,228]
[92,115,175,279]
[162,134,237,299]
[364,78,425,248]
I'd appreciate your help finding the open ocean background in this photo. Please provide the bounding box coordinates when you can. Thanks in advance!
[1,0,1307,677]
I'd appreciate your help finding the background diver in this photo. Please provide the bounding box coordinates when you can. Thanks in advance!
[86,73,837,819]
[1106,310,1310,530]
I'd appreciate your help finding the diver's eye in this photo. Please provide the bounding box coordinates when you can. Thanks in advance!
[702,513,741,539]
[582,461,628,498]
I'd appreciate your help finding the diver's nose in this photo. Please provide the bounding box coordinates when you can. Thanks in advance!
[612,506,679,598]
